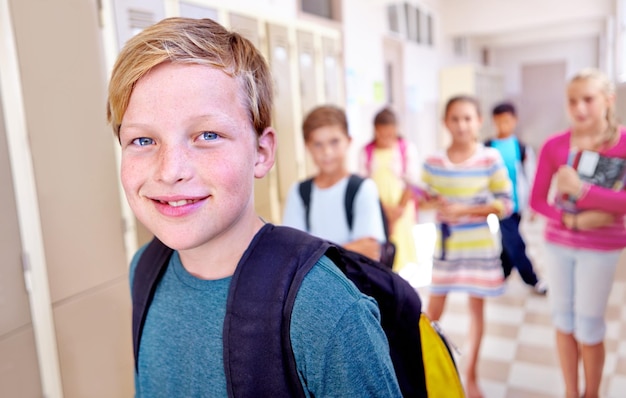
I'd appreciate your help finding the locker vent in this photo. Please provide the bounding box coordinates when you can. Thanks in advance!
[387,2,434,47]
[127,8,155,33]
[387,4,401,34]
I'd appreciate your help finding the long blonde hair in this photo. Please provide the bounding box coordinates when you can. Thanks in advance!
[569,68,618,148]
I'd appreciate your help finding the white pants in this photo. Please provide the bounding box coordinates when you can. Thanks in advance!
[544,242,621,345]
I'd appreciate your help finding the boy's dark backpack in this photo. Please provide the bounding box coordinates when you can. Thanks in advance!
[132,224,462,397]
[298,174,396,269]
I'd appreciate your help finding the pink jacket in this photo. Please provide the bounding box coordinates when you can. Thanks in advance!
[530,128,626,251]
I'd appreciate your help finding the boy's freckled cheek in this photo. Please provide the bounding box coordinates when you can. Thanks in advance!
[120,161,148,191]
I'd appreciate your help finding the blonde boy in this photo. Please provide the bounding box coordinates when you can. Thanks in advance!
[107,17,400,397]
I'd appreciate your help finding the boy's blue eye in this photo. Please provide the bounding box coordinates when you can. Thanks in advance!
[132,137,154,146]
[200,131,219,141]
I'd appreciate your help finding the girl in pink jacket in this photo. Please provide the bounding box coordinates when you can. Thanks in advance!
[530,68,626,398]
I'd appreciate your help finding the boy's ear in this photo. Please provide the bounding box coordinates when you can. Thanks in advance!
[254,127,276,178]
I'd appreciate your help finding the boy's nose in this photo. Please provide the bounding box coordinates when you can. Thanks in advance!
[155,144,192,183]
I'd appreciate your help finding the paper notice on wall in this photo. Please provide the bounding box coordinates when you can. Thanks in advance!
[373,81,384,103]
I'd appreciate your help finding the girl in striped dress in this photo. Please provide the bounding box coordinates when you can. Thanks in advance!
[422,95,512,398]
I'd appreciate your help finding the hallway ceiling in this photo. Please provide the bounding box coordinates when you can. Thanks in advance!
[440,0,613,48]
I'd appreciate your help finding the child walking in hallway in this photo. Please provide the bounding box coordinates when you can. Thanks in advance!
[359,107,420,272]
[485,102,547,295]
[530,68,626,398]
[422,95,512,398]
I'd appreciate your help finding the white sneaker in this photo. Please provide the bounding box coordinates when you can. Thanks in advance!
[533,280,548,295]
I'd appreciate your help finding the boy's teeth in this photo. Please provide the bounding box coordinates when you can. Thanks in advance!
[168,199,192,207]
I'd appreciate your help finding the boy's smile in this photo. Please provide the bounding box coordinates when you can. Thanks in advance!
[150,195,207,217]
[118,62,274,267]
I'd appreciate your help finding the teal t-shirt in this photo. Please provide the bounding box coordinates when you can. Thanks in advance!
[490,136,520,212]
[130,248,401,397]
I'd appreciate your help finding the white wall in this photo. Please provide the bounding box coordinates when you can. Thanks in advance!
[439,0,612,37]
[491,36,600,96]
[342,0,444,168]
[403,32,444,160]
[437,0,605,151]
[489,36,599,149]
[342,0,389,165]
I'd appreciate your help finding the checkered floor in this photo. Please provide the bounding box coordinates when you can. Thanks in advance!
[401,214,626,397]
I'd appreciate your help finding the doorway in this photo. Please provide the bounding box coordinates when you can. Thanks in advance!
[519,61,568,150]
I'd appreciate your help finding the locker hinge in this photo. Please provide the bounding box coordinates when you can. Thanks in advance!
[21,251,33,293]
[96,0,105,28]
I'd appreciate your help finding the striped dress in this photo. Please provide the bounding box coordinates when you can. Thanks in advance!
[422,145,513,297]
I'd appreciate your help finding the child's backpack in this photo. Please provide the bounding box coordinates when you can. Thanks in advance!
[298,174,396,269]
[132,224,464,398]
[484,138,527,165]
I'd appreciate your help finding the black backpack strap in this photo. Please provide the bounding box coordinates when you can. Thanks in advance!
[298,178,314,231]
[134,224,428,396]
[132,225,328,397]
[345,174,365,230]
[325,245,426,397]
[346,174,391,241]
[232,225,425,396]
[224,224,329,398]
[132,237,173,372]
[299,175,365,232]
[518,140,527,163]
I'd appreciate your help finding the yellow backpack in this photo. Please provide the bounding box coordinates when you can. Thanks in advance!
[419,313,465,397]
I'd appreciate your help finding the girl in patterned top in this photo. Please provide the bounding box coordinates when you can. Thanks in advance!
[422,95,512,398]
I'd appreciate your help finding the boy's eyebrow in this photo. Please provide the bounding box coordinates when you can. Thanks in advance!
[118,121,152,132]
[120,113,241,132]
[187,113,244,130]
[190,114,227,123]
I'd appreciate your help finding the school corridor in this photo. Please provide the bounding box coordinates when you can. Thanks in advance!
[403,214,626,398]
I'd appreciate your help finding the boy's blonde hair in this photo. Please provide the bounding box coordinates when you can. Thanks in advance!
[302,105,349,142]
[107,17,273,138]
[569,67,618,148]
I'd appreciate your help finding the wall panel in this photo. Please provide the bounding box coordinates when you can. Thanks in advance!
[8,0,133,395]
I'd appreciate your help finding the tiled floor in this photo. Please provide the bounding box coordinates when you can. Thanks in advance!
[401,213,626,397]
